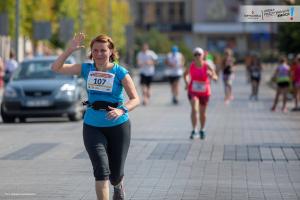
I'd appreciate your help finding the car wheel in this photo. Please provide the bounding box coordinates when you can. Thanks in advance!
[68,111,82,121]
[19,117,26,123]
[68,102,83,122]
[1,105,15,123]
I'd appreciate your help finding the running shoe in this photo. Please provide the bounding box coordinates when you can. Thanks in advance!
[199,130,206,140]
[172,97,178,105]
[190,131,199,139]
[113,183,125,200]
[291,107,299,111]
[282,107,288,113]
[249,95,254,100]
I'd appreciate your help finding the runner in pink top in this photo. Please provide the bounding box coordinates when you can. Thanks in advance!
[292,55,300,111]
[184,47,218,140]
[188,61,211,97]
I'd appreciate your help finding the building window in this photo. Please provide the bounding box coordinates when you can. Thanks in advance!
[155,2,163,22]
[179,2,185,23]
[169,3,176,22]
[137,2,144,25]
[135,1,188,30]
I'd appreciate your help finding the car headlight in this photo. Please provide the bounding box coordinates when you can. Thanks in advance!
[55,84,76,99]
[61,84,76,91]
[4,86,18,98]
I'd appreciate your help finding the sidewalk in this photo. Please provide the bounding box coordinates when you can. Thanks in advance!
[0,66,299,200]
[123,65,300,200]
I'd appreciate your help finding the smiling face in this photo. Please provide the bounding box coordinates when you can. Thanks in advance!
[91,42,112,66]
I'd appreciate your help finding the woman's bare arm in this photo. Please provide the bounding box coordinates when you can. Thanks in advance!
[51,33,85,75]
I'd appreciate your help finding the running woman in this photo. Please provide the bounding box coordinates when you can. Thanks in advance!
[165,45,185,104]
[271,56,291,113]
[184,47,218,139]
[249,55,262,101]
[136,43,158,105]
[291,54,300,111]
[52,33,140,200]
[221,48,235,104]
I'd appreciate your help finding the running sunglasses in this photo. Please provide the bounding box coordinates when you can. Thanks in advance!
[194,53,202,57]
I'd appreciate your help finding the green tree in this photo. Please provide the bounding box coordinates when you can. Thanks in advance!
[83,0,130,47]
[278,0,300,54]
[111,0,130,53]
[135,29,172,54]
[278,23,300,54]
[176,41,193,64]
[135,29,193,62]
[1,0,130,50]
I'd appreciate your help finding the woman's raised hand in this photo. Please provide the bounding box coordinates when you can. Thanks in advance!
[68,32,86,52]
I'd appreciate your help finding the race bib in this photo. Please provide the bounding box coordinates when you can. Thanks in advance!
[251,71,260,78]
[87,71,115,93]
[191,81,206,92]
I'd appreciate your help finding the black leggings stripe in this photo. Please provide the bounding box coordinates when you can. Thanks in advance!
[83,120,131,185]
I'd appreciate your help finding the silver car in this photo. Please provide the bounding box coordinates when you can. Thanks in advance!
[1,56,86,123]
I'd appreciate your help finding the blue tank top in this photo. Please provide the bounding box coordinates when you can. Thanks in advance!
[80,62,129,127]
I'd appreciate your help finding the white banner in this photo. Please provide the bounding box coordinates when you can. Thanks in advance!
[239,5,300,22]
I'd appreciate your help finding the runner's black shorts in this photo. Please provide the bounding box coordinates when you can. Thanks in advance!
[83,120,131,185]
[168,75,181,84]
[140,74,153,86]
[277,81,290,89]
[250,76,261,83]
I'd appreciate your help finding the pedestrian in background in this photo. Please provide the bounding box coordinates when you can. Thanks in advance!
[245,54,252,83]
[213,53,223,78]
[271,56,291,113]
[221,48,235,104]
[4,51,18,83]
[52,33,140,200]
[0,57,4,90]
[205,51,217,71]
[165,45,185,104]
[184,47,218,140]
[291,54,300,111]
[249,55,262,101]
[136,43,158,105]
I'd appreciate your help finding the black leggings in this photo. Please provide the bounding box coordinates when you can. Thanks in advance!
[83,120,131,185]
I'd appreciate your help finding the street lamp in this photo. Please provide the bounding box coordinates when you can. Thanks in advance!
[15,0,20,62]
[79,0,84,61]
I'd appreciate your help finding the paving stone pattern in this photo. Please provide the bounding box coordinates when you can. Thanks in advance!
[224,144,300,161]
[0,66,300,200]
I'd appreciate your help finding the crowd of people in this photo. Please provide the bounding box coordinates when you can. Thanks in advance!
[135,43,300,140]
[0,33,299,200]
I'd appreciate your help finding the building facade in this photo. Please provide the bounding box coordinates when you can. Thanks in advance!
[130,0,281,57]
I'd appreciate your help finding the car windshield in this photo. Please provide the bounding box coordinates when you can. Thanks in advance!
[155,55,166,70]
[12,60,73,80]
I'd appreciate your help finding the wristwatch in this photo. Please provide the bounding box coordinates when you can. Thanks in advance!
[118,105,128,114]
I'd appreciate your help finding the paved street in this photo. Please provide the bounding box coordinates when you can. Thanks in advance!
[0,66,300,200]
